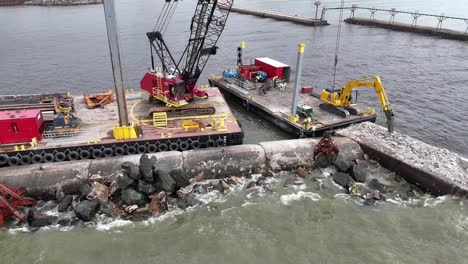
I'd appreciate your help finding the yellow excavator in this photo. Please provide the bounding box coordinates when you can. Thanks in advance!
[320,76,394,132]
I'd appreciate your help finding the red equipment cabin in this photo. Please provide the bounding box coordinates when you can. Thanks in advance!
[0,109,45,144]
[140,72,205,107]
[254,57,291,81]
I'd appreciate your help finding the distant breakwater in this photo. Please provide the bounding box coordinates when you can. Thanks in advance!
[23,0,102,5]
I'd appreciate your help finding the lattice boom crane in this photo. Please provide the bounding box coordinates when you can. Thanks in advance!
[141,0,234,108]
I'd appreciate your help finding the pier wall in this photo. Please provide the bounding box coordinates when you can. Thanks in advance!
[220,5,329,26]
[345,17,468,41]
[0,138,361,188]
[1,126,467,198]
[337,123,468,197]
[0,0,24,5]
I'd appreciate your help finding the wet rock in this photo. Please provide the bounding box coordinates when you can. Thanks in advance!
[149,195,161,213]
[137,180,156,196]
[56,189,65,202]
[57,195,74,212]
[156,192,168,211]
[123,205,139,214]
[122,208,152,221]
[194,175,205,182]
[193,183,209,194]
[57,216,80,227]
[155,169,176,193]
[227,176,240,185]
[296,167,306,178]
[122,162,140,180]
[314,153,333,168]
[349,183,370,198]
[89,175,110,185]
[246,181,258,189]
[261,170,275,177]
[368,179,396,193]
[220,180,230,190]
[109,173,135,197]
[186,194,199,207]
[363,198,376,206]
[121,188,147,206]
[372,191,383,200]
[60,178,86,195]
[24,187,56,201]
[332,155,352,172]
[99,201,116,217]
[351,163,368,183]
[170,168,191,188]
[139,154,156,182]
[86,182,109,203]
[28,210,57,228]
[74,200,100,221]
[176,184,194,199]
[79,183,92,200]
[333,172,355,188]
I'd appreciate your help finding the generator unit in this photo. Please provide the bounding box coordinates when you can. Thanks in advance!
[0,109,44,144]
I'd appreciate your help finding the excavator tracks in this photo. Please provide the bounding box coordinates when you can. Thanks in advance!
[149,104,216,118]
[319,103,351,118]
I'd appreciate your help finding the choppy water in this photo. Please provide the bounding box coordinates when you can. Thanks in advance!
[1,0,468,262]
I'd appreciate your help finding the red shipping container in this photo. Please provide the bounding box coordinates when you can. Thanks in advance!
[254,57,291,81]
[0,109,44,144]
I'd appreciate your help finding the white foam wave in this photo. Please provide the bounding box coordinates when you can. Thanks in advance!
[280,191,321,205]
[96,219,133,231]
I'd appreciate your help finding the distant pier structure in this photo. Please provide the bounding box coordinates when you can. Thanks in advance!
[217,1,329,27]
[323,5,468,41]
[0,0,24,5]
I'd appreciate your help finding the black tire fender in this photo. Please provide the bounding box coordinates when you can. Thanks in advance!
[19,155,31,165]
[55,152,67,162]
[147,144,157,153]
[79,150,91,160]
[114,147,125,156]
[92,149,103,159]
[158,143,168,152]
[206,139,216,148]
[126,146,137,155]
[0,154,8,166]
[169,142,179,151]
[43,153,55,163]
[179,141,190,151]
[67,151,79,161]
[8,156,20,166]
[191,140,201,149]
[137,145,147,154]
[103,148,113,157]
[32,155,43,164]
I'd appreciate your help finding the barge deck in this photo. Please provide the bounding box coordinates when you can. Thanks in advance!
[209,77,376,138]
[0,87,243,167]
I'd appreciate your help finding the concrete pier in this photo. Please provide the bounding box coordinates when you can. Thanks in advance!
[345,17,468,41]
[219,4,329,26]
[337,122,468,197]
[1,123,467,198]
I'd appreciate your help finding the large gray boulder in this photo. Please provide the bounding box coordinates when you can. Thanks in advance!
[74,200,100,221]
[155,169,176,193]
[333,172,355,188]
[122,162,140,180]
[137,180,156,196]
[351,163,368,182]
[57,195,73,212]
[121,188,147,206]
[139,154,156,183]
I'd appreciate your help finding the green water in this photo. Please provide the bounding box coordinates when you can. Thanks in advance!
[2,168,468,264]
